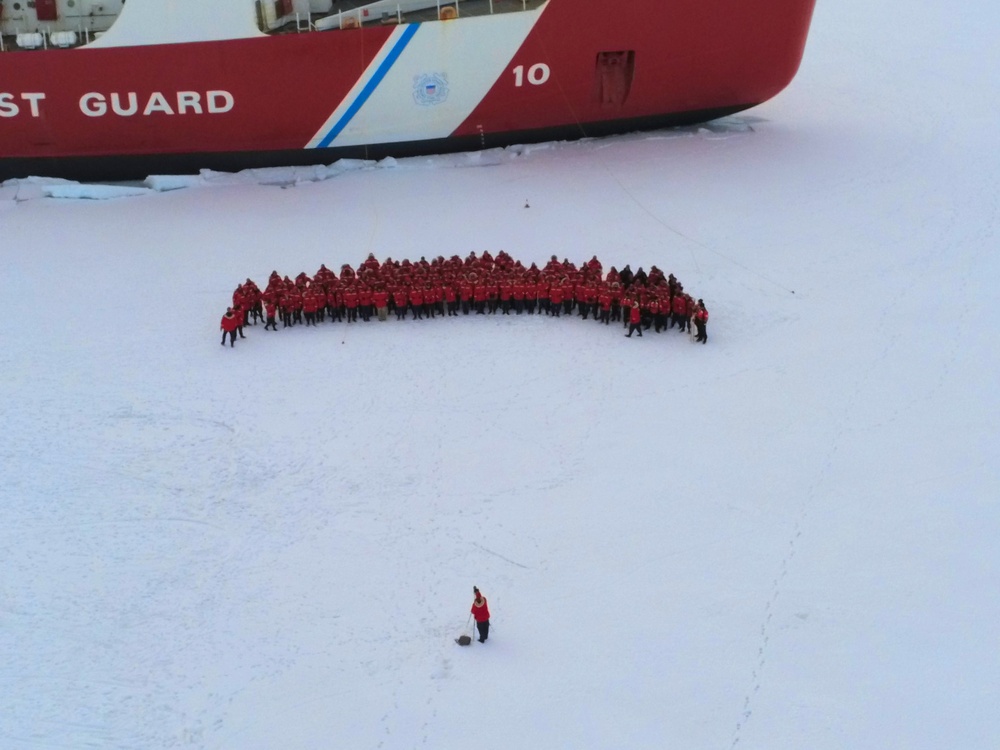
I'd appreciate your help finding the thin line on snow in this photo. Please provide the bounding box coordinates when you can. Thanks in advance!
[474,543,530,569]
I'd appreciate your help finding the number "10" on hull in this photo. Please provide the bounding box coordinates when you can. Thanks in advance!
[512,63,551,87]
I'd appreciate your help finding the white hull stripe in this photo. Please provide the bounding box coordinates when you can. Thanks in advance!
[310,24,421,149]
[306,5,547,150]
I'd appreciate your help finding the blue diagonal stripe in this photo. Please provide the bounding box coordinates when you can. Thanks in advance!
[316,23,421,149]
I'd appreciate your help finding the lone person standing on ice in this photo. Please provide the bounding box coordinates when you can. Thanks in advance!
[220,308,239,347]
[694,299,709,344]
[471,586,491,643]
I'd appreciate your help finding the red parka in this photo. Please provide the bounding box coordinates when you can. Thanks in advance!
[471,595,490,622]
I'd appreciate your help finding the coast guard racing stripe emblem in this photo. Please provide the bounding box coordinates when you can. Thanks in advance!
[304,6,547,149]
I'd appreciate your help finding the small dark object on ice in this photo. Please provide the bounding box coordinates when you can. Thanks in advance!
[455,635,472,646]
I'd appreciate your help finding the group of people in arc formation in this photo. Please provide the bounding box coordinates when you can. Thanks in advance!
[219,251,710,347]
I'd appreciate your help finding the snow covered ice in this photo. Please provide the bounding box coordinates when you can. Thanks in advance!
[2,1,999,748]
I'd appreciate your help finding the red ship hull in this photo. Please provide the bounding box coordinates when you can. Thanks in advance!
[0,0,816,181]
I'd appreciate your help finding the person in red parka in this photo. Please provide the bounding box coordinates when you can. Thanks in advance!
[598,288,612,325]
[471,586,491,643]
[458,279,473,315]
[548,282,563,317]
[234,304,247,339]
[684,294,697,334]
[409,286,425,320]
[626,299,643,337]
[671,291,688,331]
[536,279,550,316]
[444,283,458,316]
[473,281,490,315]
[264,300,278,331]
[343,287,359,323]
[393,288,409,320]
[302,287,319,326]
[694,299,709,344]
[499,279,512,315]
[372,288,389,321]
[220,308,239,347]
[358,285,374,322]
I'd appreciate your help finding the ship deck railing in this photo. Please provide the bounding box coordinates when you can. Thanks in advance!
[275,0,546,34]
[0,27,98,51]
[0,0,545,51]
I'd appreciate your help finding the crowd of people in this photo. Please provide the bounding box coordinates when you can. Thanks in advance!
[219,251,710,347]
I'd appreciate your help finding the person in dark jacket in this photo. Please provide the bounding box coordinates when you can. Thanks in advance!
[620,264,634,288]
[471,586,491,643]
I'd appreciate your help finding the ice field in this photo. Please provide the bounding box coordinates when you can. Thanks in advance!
[2,1,999,748]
